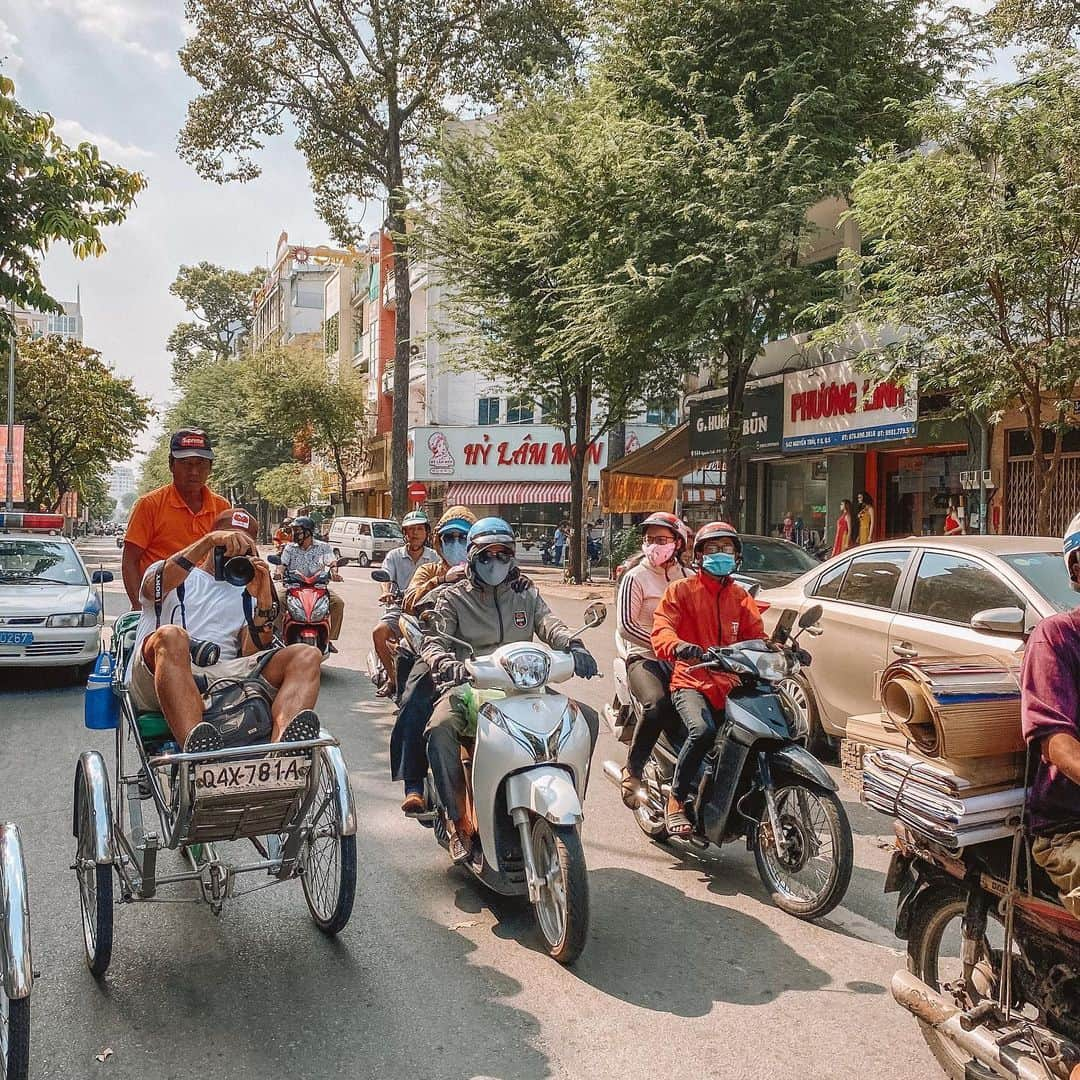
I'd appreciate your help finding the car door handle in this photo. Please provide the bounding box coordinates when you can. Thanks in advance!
[891,643,919,659]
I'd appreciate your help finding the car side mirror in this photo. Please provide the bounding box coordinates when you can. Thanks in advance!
[91,570,113,584]
[971,606,1026,636]
[371,569,391,583]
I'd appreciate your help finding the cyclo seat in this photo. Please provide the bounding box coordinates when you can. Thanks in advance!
[111,611,171,744]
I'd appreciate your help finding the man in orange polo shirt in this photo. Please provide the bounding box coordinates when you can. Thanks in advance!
[122,429,231,607]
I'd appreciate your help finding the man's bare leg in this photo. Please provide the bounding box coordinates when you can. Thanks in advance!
[145,625,205,744]
[261,644,321,740]
[372,622,397,691]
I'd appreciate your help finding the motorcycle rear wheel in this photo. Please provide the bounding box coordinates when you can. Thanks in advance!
[752,783,852,920]
[906,884,1005,1080]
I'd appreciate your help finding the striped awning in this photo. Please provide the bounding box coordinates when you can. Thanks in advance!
[443,481,574,506]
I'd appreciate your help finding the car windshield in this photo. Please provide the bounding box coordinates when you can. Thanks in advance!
[372,522,404,539]
[1002,552,1080,614]
[0,539,87,585]
[740,538,820,575]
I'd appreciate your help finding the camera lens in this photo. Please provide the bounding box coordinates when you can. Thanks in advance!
[224,556,255,587]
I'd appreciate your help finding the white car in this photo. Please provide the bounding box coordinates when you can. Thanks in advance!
[0,526,111,678]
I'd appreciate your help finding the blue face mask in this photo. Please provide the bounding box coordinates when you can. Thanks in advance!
[475,558,513,587]
[441,539,467,566]
[701,552,737,578]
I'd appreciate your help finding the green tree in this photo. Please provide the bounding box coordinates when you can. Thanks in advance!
[582,0,973,523]
[255,462,320,510]
[990,0,1079,46]
[178,0,589,517]
[424,83,693,582]
[255,345,368,508]
[0,73,146,319]
[814,57,1080,537]
[119,490,138,514]
[167,261,264,382]
[15,334,152,511]
[83,478,116,523]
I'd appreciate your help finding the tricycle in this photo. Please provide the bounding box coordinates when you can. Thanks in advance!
[1,822,32,1080]
[71,612,358,978]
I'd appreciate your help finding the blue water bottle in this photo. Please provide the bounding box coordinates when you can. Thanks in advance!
[84,649,119,730]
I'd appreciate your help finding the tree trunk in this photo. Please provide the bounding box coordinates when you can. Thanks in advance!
[386,139,411,519]
[1033,415,1066,537]
[722,348,751,526]
[606,421,626,580]
[567,381,592,584]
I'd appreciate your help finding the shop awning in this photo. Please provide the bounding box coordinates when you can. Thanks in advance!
[443,481,574,505]
[600,423,690,514]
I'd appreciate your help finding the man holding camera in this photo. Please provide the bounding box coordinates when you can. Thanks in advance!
[122,429,231,608]
[128,507,322,753]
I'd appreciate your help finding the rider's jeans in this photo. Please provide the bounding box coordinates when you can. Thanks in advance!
[626,658,683,776]
[670,689,718,803]
[391,660,438,786]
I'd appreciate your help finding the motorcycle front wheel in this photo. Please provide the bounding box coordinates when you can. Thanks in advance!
[530,817,589,965]
[752,783,852,920]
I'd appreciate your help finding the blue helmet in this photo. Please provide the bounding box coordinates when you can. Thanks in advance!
[467,517,516,560]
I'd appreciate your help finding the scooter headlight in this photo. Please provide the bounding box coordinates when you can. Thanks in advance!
[312,596,330,621]
[500,648,550,690]
[754,650,795,683]
[286,595,307,621]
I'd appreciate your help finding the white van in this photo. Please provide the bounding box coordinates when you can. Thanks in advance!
[326,517,404,566]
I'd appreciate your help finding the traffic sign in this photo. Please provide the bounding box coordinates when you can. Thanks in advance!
[407,482,427,503]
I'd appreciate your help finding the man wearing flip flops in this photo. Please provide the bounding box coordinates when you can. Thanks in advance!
[128,507,323,753]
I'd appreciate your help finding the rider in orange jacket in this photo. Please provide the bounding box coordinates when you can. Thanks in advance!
[651,521,765,836]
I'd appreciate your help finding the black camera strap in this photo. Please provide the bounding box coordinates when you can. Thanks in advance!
[153,564,186,629]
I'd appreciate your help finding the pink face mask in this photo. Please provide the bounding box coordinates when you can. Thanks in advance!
[643,541,677,567]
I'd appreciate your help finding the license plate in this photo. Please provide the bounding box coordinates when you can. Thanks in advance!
[0,631,32,646]
[194,754,311,796]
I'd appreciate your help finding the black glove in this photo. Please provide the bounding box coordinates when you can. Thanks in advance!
[436,659,470,686]
[794,647,812,668]
[674,641,705,662]
[509,571,532,594]
[570,643,598,679]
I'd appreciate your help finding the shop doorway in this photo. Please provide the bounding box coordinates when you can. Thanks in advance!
[877,446,969,538]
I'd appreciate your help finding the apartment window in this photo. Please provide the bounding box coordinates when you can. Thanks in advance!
[540,397,560,424]
[646,400,678,426]
[293,280,324,309]
[478,398,500,425]
[506,396,534,424]
[352,322,364,360]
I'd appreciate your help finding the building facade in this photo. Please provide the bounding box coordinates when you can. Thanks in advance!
[12,295,84,342]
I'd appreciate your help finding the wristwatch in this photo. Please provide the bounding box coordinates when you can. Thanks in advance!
[172,554,196,572]
[255,603,277,620]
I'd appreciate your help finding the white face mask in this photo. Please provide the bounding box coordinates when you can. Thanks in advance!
[474,555,514,587]
[642,541,677,567]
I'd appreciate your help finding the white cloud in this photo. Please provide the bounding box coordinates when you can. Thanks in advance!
[42,0,177,68]
[0,17,22,71]
[53,118,155,162]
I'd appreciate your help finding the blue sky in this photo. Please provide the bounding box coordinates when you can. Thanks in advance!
[1,0,1018,462]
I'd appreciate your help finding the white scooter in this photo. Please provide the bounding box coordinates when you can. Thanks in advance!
[423,602,606,965]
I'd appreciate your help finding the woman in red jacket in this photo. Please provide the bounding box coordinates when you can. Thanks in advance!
[651,522,766,836]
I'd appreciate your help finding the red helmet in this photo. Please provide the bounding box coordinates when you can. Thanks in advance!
[639,511,688,553]
[693,520,742,557]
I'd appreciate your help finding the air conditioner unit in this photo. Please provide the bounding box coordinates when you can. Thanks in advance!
[982,469,996,490]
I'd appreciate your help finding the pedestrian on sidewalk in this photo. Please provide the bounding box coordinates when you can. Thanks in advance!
[553,522,567,567]
[944,498,966,536]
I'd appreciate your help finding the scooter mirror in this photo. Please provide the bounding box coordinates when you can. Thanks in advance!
[337,557,351,566]
[371,569,391,584]
[583,601,607,628]
[266,554,282,565]
[799,604,824,629]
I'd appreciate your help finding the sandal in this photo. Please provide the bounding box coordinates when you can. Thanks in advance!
[620,768,643,809]
[401,790,426,816]
[665,804,693,837]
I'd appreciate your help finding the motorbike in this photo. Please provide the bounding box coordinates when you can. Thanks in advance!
[267,553,343,658]
[602,604,853,921]
[887,825,1080,1080]
[420,601,607,964]
[367,568,403,697]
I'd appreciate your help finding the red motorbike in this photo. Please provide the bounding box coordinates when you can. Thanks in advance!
[268,554,337,658]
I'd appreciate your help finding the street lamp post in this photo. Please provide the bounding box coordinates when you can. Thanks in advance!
[5,299,15,511]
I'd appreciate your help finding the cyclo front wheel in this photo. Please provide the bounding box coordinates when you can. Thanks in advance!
[74,775,113,977]
[530,817,589,965]
[301,748,357,935]
[1,993,29,1080]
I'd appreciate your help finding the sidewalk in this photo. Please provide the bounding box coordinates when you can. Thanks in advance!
[524,563,616,602]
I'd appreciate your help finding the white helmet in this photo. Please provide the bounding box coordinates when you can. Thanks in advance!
[1065,512,1080,591]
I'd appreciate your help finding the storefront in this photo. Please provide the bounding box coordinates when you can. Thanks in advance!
[408,422,663,542]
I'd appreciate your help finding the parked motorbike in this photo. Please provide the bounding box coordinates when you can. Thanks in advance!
[267,553,343,658]
[602,605,853,921]
[887,825,1080,1080]
[420,601,607,964]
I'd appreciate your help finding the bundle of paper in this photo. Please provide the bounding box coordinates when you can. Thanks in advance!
[869,748,1024,798]
[862,749,1026,851]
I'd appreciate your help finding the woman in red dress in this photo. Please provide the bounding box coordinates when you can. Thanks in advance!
[831,499,855,557]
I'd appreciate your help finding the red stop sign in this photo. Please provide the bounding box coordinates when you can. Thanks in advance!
[407,482,427,503]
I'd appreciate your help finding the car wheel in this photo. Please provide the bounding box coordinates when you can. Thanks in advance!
[357,552,370,568]
[778,674,833,760]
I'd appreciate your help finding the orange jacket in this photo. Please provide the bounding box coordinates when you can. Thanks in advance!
[651,573,766,709]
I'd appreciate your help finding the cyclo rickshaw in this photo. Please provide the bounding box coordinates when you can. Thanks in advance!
[1,822,32,1080]
[71,611,357,977]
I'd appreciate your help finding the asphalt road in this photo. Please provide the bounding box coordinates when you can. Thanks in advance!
[0,538,939,1080]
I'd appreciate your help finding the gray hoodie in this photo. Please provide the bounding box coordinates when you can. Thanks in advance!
[420,573,575,673]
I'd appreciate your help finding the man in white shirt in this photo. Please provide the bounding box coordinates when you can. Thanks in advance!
[129,507,322,753]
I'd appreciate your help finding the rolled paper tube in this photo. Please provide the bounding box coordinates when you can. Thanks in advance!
[882,676,939,755]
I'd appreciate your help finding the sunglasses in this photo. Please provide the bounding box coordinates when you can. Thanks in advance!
[440,530,468,543]
[476,549,514,565]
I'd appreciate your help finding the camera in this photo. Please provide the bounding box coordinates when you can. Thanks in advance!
[213,546,256,587]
